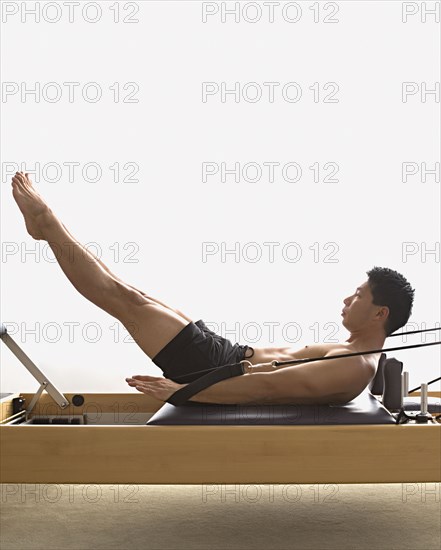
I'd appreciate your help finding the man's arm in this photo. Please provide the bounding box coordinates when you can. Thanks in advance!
[261,351,366,404]
[188,351,366,405]
[187,372,275,405]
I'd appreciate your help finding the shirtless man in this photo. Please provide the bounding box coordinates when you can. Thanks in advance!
[10,172,415,406]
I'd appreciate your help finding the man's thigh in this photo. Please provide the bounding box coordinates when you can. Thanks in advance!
[114,291,191,359]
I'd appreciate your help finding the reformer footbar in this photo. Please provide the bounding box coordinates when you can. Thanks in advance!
[166,327,441,406]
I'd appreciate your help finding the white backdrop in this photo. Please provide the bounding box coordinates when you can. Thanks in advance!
[1,1,440,395]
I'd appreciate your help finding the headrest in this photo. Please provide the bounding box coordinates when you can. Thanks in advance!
[369,354,404,411]
[369,353,387,394]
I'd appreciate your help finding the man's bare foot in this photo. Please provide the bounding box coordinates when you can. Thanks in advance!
[11,172,54,240]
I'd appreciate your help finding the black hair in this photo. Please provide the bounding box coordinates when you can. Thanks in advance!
[366,267,415,337]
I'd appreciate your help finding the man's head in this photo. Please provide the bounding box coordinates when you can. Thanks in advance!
[342,267,415,337]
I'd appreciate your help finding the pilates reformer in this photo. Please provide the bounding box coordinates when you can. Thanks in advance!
[0,322,440,484]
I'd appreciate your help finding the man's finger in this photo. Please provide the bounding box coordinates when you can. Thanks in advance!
[126,379,154,388]
[126,376,151,383]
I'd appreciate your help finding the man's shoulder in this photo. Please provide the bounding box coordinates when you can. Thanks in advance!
[322,346,378,395]
[324,345,378,369]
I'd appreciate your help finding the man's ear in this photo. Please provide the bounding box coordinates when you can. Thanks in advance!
[376,305,389,322]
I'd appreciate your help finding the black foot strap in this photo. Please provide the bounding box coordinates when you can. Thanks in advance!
[166,361,248,406]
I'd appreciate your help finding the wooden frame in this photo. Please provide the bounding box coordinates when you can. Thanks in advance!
[1,392,440,484]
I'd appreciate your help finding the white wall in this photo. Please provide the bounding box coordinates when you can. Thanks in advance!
[1,1,439,395]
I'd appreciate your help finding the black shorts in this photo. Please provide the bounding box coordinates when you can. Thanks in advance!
[151,319,254,383]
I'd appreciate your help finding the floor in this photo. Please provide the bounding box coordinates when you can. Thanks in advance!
[1,483,440,549]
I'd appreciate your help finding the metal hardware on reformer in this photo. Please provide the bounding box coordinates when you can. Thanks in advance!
[0,325,70,412]
[402,371,409,397]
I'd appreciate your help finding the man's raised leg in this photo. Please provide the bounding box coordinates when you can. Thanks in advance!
[11,172,191,359]
[58,218,194,323]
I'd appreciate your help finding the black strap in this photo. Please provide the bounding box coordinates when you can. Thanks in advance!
[389,326,440,337]
[166,361,247,406]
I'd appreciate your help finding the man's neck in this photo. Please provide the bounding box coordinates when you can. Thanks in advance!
[345,331,386,353]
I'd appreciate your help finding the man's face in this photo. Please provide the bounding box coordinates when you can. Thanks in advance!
[341,281,382,332]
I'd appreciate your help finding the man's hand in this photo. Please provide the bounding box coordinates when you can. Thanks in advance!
[125,375,186,401]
